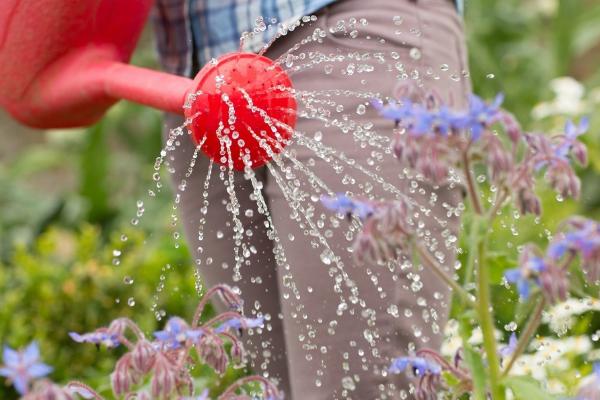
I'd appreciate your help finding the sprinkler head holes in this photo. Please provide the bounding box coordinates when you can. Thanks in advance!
[184,53,297,171]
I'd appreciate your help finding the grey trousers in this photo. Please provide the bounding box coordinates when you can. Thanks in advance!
[163,0,470,398]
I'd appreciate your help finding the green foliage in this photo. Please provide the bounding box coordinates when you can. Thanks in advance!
[0,223,201,398]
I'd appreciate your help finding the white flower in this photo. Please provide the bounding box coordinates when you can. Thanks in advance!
[543,298,600,336]
[532,77,588,119]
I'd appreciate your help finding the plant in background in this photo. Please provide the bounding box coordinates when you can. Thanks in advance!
[0,285,280,400]
[324,85,598,399]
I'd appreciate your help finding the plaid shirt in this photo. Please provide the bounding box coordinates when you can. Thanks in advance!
[152,0,463,77]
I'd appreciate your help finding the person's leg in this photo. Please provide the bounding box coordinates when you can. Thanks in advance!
[161,114,291,394]
[264,0,470,398]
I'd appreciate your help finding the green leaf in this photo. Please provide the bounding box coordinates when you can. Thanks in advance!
[463,345,487,400]
[503,376,557,400]
[485,251,515,285]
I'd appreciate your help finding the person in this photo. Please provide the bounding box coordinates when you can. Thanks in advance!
[152,0,470,398]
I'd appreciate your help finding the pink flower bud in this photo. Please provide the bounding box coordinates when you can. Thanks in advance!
[547,165,581,199]
[230,338,245,366]
[131,340,156,374]
[500,111,522,143]
[487,138,512,181]
[582,249,600,284]
[516,187,541,216]
[197,334,229,375]
[539,263,569,304]
[111,355,138,396]
[572,141,588,167]
[151,353,177,398]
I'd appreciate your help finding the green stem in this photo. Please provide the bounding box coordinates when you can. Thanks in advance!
[501,297,546,377]
[476,236,505,399]
[463,215,482,286]
[463,149,484,215]
[415,244,476,308]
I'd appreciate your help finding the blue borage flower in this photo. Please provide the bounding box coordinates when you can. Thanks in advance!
[555,117,589,161]
[373,93,503,141]
[153,317,203,349]
[320,193,374,221]
[69,331,121,348]
[0,342,53,395]
[460,93,504,140]
[215,316,264,333]
[499,333,518,358]
[504,255,546,300]
[389,356,442,377]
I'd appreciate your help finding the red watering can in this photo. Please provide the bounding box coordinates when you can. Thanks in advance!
[0,0,297,170]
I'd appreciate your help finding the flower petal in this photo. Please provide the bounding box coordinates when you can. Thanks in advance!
[28,362,53,378]
[2,346,19,368]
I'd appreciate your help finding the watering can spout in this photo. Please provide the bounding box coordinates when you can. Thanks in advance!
[11,49,194,127]
[0,0,172,128]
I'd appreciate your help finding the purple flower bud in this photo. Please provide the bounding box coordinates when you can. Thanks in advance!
[353,200,412,265]
[538,261,569,304]
[151,353,177,399]
[546,163,581,199]
[196,334,229,375]
[499,111,522,143]
[572,140,588,167]
[230,339,244,366]
[131,340,156,374]
[516,186,542,216]
[582,248,600,284]
[486,136,513,181]
[111,355,138,396]
[417,157,448,185]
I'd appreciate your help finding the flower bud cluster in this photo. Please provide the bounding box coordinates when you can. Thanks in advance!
[61,284,279,400]
[505,217,600,303]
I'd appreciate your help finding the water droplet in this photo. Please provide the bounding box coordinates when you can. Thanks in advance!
[320,249,334,265]
[504,321,517,331]
[409,47,421,60]
[486,73,495,79]
[127,297,136,307]
[124,276,134,285]
[341,376,356,391]
[356,104,366,115]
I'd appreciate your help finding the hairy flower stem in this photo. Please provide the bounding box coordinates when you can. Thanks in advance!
[66,381,105,399]
[463,215,482,285]
[462,148,504,398]
[218,375,279,399]
[476,236,504,400]
[415,243,475,308]
[463,148,483,215]
[501,297,546,377]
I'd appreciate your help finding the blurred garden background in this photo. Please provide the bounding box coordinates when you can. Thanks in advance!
[1,0,600,397]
